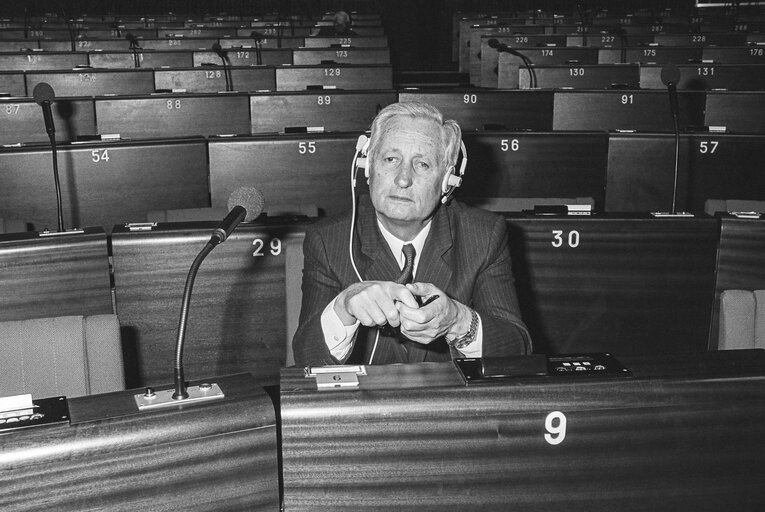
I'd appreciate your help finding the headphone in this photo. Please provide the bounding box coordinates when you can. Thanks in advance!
[352,134,468,204]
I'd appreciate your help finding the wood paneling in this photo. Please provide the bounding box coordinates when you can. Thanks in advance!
[111,220,311,388]
[505,215,719,354]
[281,352,765,511]
[1,373,278,511]
[0,228,113,322]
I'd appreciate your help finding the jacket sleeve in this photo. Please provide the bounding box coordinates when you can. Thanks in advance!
[470,215,533,357]
[291,226,347,366]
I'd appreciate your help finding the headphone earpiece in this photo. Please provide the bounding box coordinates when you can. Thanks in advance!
[440,141,468,204]
[354,135,370,181]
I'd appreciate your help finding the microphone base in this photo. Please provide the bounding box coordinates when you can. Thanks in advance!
[134,382,224,410]
[650,211,695,218]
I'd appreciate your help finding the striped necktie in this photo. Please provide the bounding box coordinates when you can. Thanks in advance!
[396,243,416,285]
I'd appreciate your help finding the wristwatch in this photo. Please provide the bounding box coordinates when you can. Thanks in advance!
[447,309,479,350]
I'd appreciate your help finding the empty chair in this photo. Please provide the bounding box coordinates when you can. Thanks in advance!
[0,314,125,398]
[718,290,765,350]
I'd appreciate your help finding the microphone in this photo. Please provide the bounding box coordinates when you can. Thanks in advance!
[210,206,246,245]
[126,33,140,67]
[172,196,264,400]
[33,82,64,232]
[661,63,681,125]
[661,63,682,215]
[250,31,264,65]
[212,43,232,91]
[487,38,535,88]
[33,82,55,138]
[228,186,266,222]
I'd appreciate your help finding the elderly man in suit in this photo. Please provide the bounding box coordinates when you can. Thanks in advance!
[293,102,531,366]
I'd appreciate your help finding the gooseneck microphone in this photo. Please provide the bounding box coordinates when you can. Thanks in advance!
[126,33,141,68]
[33,82,64,232]
[488,38,536,88]
[661,63,682,214]
[212,43,233,91]
[172,194,264,401]
[250,31,264,65]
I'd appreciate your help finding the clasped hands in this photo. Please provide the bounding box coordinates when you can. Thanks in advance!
[334,280,470,344]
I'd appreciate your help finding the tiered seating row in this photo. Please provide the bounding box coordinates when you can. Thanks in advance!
[2,131,763,231]
[4,89,764,146]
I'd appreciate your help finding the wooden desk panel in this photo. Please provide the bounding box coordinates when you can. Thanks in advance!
[504,215,718,354]
[192,48,293,67]
[520,64,640,89]
[1,374,278,511]
[459,132,608,209]
[221,36,305,49]
[598,46,703,65]
[87,50,194,69]
[281,352,765,511]
[111,220,311,387]
[275,64,392,91]
[207,134,356,216]
[154,67,276,93]
[606,133,765,213]
[494,47,600,89]
[0,71,26,96]
[0,138,209,229]
[292,48,390,65]
[301,36,388,48]
[0,52,88,71]
[249,90,395,133]
[705,91,765,133]
[0,228,112,322]
[25,69,156,97]
[398,89,554,131]
[0,97,96,145]
[639,63,765,90]
[95,93,252,138]
[553,90,705,131]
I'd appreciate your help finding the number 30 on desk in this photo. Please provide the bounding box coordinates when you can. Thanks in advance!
[544,411,567,445]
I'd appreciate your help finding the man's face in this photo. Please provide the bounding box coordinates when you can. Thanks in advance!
[369,116,449,236]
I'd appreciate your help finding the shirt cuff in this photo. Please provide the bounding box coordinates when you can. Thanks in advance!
[456,312,483,358]
[321,296,360,361]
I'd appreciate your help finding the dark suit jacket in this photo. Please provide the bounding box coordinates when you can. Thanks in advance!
[292,196,532,366]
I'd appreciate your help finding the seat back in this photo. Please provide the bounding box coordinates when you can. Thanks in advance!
[0,314,125,398]
[718,290,765,350]
[284,233,306,367]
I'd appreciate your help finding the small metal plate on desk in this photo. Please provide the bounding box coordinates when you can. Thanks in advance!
[0,396,69,432]
[304,365,367,390]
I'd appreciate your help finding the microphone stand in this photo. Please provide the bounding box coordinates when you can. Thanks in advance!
[128,36,141,68]
[172,206,246,400]
[172,241,216,399]
[49,127,65,232]
[669,82,681,215]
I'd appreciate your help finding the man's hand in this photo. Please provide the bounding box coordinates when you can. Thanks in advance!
[396,282,472,344]
[334,281,419,328]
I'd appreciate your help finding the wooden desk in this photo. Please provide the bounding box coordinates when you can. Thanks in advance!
[111,219,311,388]
[0,228,113,322]
[1,373,278,511]
[281,351,765,511]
